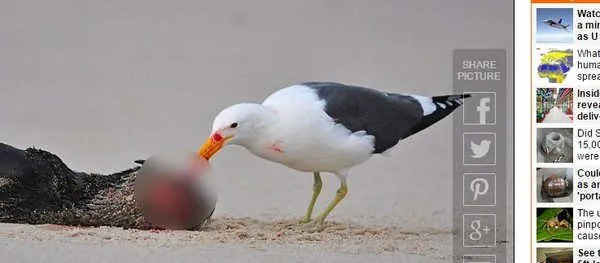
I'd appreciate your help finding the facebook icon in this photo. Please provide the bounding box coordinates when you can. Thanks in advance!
[477,97,491,124]
[463,92,496,125]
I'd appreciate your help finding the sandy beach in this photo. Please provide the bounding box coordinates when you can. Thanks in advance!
[0,0,511,261]
[1,218,451,263]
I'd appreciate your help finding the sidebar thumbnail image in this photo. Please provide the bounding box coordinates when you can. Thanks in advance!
[536,8,573,44]
[537,128,573,163]
[537,208,573,243]
[537,247,573,263]
[536,168,573,203]
[536,88,573,123]
[535,48,574,84]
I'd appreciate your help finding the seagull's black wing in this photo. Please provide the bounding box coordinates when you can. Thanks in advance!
[304,82,469,153]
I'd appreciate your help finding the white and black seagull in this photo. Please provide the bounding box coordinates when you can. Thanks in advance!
[197,82,470,230]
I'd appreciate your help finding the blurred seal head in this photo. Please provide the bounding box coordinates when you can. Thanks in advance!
[134,153,218,230]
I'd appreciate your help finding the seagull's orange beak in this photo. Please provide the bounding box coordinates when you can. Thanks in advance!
[197,133,231,160]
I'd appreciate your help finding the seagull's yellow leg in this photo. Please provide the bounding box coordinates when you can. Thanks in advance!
[299,172,322,224]
[312,178,348,225]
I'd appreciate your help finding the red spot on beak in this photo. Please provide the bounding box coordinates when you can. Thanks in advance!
[212,133,223,142]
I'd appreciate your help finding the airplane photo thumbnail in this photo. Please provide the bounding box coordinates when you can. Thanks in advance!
[536,8,573,44]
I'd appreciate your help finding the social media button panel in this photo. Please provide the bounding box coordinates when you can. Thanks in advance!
[453,49,507,262]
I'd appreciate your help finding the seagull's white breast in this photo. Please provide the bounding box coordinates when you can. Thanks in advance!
[247,85,375,172]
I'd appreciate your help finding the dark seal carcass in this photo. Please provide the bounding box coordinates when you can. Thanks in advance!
[0,142,214,229]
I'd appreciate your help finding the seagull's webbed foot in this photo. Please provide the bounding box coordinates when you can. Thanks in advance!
[299,218,325,233]
[299,172,322,224]
[298,217,311,224]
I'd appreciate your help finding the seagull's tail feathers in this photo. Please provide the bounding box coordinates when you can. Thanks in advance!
[405,93,471,138]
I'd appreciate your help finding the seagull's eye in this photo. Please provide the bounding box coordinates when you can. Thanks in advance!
[229,122,238,128]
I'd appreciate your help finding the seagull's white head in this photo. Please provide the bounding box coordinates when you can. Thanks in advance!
[197,103,273,160]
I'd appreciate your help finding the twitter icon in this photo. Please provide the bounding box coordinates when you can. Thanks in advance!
[464,133,496,165]
[471,139,491,158]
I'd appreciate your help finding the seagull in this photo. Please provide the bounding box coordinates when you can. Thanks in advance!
[197,82,470,230]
